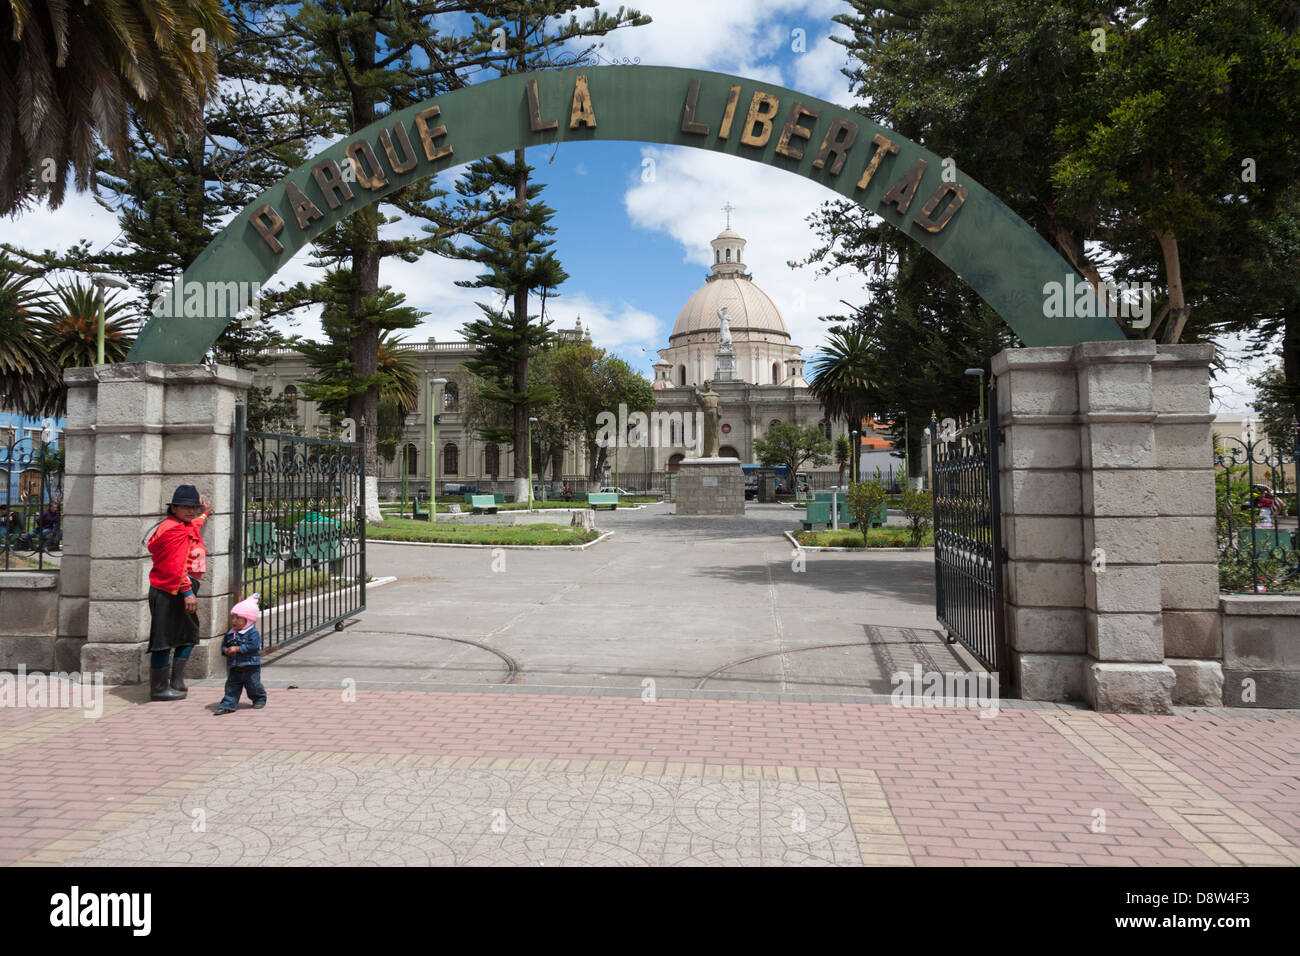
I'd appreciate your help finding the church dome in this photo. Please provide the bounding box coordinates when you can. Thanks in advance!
[669,227,790,343]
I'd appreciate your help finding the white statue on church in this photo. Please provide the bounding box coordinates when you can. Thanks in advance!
[717,307,733,346]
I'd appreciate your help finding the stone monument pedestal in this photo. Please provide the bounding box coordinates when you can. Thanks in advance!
[674,458,745,515]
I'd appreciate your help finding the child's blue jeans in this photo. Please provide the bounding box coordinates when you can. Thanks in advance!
[218,666,266,709]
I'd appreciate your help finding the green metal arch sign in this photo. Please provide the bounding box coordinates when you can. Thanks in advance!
[128,65,1122,362]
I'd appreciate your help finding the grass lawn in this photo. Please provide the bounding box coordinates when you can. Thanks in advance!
[368,517,599,546]
[794,527,934,548]
[381,497,656,515]
[242,568,333,607]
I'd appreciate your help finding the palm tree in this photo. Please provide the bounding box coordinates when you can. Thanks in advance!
[36,281,136,413]
[809,325,875,443]
[1,0,234,215]
[42,280,135,366]
[0,267,59,416]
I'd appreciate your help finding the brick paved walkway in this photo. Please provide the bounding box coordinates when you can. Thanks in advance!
[4,685,1298,866]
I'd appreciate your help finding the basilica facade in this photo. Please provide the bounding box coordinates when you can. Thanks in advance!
[646,225,854,477]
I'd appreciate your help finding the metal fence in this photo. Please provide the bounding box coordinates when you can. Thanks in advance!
[1,430,63,572]
[1214,425,1300,594]
[233,405,366,651]
[929,395,1009,690]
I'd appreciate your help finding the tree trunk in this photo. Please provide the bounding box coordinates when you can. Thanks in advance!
[1283,303,1300,424]
[511,146,531,503]
[1155,228,1191,344]
[347,16,383,523]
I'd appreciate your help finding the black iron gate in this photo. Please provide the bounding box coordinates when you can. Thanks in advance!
[929,388,1010,691]
[232,405,366,651]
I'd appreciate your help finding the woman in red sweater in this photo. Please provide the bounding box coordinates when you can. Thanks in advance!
[145,484,211,701]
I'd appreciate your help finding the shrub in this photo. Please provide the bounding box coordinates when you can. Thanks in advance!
[845,472,888,531]
[901,487,932,547]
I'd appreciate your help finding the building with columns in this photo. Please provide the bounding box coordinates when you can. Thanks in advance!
[251,324,595,497]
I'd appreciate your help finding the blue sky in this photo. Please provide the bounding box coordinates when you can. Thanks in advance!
[3,0,1272,412]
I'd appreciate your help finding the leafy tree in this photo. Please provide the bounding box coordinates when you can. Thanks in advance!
[846,472,888,531]
[542,342,654,481]
[834,434,851,487]
[245,385,299,433]
[0,0,234,215]
[754,423,833,489]
[1249,364,1300,452]
[296,269,424,462]
[0,265,59,416]
[824,0,1300,424]
[444,153,567,486]
[900,486,932,547]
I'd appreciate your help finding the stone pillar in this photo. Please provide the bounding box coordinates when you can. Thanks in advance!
[62,363,252,684]
[993,341,1216,713]
[1151,345,1223,705]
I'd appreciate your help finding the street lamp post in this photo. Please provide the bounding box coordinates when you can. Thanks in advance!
[964,368,986,420]
[91,275,128,364]
[429,378,447,517]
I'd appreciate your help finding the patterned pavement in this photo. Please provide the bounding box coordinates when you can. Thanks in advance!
[3,683,1298,867]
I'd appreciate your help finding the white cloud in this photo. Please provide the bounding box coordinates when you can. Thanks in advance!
[1211,331,1279,416]
[624,144,861,362]
[593,0,841,86]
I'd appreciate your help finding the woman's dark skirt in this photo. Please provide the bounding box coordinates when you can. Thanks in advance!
[148,582,200,652]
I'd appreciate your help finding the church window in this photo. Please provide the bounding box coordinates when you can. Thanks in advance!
[405,443,418,476]
[772,362,781,384]
[443,442,459,475]
[726,248,731,262]
[678,365,686,386]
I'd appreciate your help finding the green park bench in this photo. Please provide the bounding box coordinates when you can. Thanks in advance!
[464,493,506,505]
[412,499,430,520]
[587,492,618,510]
[802,501,831,530]
[470,494,498,514]
[1251,528,1294,555]
[245,522,279,565]
[293,516,340,563]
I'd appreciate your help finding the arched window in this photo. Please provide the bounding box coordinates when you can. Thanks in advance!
[442,442,458,475]
[484,443,499,478]
[719,445,739,459]
[772,362,781,384]
[678,365,687,386]
[715,249,720,263]
[668,453,685,472]
[443,381,459,410]
[283,384,298,413]
[725,248,731,262]
[405,443,418,476]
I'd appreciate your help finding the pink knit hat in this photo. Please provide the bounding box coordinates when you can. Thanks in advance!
[230,594,261,623]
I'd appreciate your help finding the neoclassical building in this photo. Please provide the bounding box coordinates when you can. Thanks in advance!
[251,324,595,497]
[647,224,856,475]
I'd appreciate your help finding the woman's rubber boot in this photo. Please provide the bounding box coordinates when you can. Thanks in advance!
[150,668,184,701]
[169,657,189,697]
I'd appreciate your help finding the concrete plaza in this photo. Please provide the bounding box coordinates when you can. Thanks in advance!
[3,504,1299,867]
